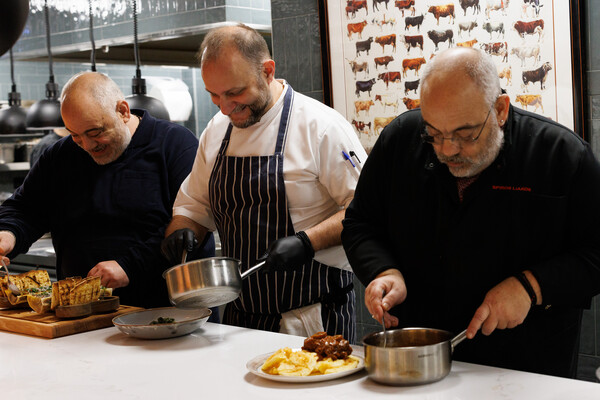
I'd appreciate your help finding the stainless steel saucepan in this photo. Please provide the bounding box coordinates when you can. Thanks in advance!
[362,327,467,386]
[163,257,265,309]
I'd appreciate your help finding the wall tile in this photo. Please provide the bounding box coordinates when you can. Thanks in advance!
[308,13,322,93]
[588,0,600,70]
[589,71,600,96]
[592,96,600,119]
[271,0,312,19]
[295,16,313,93]
[205,7,227,24]
[592,119,600,160]
[252,9,272,25]
[304,90,324,103]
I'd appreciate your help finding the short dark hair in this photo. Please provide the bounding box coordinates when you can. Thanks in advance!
[198,23,271,74]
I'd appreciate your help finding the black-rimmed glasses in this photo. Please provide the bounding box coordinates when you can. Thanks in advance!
[421,102,495,146]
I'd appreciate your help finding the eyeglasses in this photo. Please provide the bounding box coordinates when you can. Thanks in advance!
[421,102,495,147]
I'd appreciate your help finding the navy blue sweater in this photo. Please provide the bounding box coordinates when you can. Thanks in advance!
[0,110,199,308]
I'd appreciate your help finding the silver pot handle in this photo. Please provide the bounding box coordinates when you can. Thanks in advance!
[451,329,468,352]
[240,261,266,279]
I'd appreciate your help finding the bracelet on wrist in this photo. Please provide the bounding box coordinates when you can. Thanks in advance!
[514,271,537,306]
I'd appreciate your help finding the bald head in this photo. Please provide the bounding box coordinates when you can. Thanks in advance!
[421,48,501,106]
[198,23,271,74]
[60,71,125,115]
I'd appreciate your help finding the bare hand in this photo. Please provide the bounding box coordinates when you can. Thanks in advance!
[0,231,16,257]
[87,260,130,289]
[466,276,532,339]
[364,269,407,328]
[1,256,10,267]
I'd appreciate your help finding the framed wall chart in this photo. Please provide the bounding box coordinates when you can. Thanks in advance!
[318,0,587,152]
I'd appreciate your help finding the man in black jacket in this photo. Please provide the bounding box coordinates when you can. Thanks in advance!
[342,47,600,378]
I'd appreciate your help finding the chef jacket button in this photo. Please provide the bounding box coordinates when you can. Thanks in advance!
[428,163,434,168]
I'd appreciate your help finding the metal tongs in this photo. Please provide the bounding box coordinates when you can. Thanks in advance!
[0,257,20,295]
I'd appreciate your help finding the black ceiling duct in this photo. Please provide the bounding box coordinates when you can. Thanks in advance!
[125,0,170,120]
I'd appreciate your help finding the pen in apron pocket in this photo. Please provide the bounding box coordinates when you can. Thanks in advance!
[342,151,356,167]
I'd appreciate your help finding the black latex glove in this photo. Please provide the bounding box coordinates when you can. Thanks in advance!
[260,231,315,272]
[161,228,198,266]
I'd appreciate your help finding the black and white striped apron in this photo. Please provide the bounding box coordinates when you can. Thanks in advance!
[208,86,355,341]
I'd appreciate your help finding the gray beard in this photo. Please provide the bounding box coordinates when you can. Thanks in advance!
[435,122,504,178]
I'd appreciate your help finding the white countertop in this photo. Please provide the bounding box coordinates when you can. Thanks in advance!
[1,322,599,399]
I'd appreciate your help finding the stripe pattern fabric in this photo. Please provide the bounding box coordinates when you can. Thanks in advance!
[207,86,355,341]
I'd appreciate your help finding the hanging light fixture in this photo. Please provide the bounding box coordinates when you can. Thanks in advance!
[125,0,170,120]
[0,0,29,58]
[26,0,64,131]
[0,49,27,135]
[88,0,97,72]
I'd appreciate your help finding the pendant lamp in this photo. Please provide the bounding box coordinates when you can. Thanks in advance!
[89,0,97,72]
[26,0,64,131]
[0,0,29,58]
[125,0,170,120]
[0,49,27,135]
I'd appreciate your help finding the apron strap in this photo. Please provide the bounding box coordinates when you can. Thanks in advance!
[217,124,234,156]
[274,86,294,155]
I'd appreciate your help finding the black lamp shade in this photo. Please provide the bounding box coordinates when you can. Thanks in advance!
[26,98,64,131]
[0,0,29,58]
[0,105,27,134]
[126,94,170,121]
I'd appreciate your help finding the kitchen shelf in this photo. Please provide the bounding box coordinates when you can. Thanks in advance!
[0,133,43,143]
[0,162,29,172]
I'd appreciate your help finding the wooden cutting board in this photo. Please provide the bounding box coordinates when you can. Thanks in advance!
[0,305,143,339]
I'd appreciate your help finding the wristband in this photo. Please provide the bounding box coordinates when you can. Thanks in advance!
[295,231,315,259]
[514,272,537,306]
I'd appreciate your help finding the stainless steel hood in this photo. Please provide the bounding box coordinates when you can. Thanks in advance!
[15,23,272,67]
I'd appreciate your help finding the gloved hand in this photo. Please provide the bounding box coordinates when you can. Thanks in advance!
[260,231,315,272]
[161,228,198,266]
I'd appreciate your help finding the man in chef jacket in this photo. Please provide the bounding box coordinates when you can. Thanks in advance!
[161,24,366,341]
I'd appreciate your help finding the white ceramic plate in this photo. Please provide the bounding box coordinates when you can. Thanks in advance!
[112,306,211,339]
[246,348,364,383]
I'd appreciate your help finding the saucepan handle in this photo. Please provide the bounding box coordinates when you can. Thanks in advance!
[240,261,266,279]
[451,329,468,353]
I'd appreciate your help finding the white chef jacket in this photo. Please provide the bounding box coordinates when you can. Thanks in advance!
[173,81,367,270]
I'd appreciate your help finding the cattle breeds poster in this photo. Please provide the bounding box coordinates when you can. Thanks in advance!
[325,0,574,152]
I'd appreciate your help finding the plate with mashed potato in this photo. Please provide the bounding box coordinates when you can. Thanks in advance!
[246,347,364,383]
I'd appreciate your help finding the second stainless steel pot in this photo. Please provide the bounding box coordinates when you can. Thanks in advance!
[163,257,265,308]
[362,327,467,386]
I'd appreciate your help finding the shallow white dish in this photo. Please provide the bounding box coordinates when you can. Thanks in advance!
[112,307,211,339]
[246,348,364,383]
